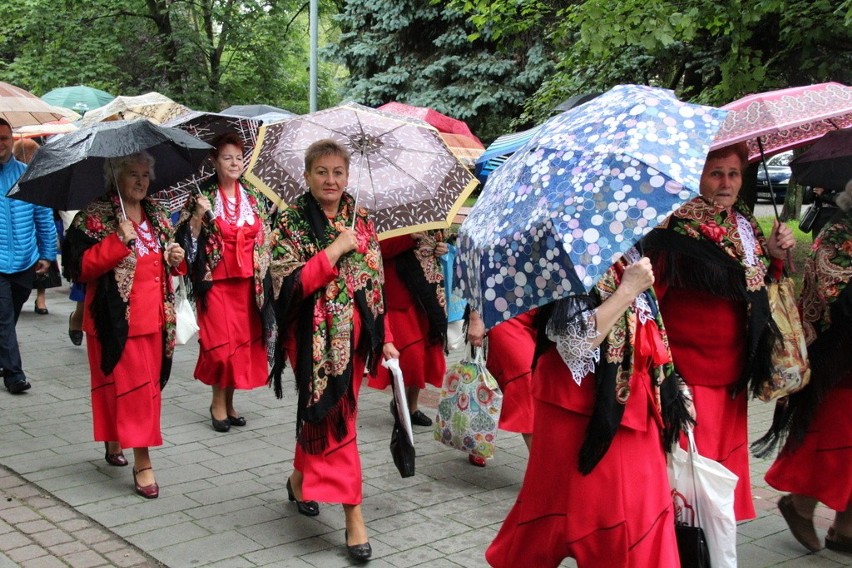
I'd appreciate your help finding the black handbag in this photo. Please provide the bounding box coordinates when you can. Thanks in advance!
[798,199,821,233]
[389,398,415,478]
[675,524,711,568]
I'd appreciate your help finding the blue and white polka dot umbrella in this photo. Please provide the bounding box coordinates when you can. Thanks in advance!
[455,84,728,329]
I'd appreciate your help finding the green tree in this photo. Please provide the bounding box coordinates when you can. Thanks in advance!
[328,0,554,141]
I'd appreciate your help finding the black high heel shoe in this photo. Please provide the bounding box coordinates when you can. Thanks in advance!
[209,406,231,432]
[227,414,246,427]
[345,529,372,562]
[33,301,48,315]
[286,477,319,516]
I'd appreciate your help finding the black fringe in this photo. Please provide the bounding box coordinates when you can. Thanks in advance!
[394,248,448,349]
[660,371,696,451]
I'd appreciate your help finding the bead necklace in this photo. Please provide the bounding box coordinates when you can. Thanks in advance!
[132,212,160,257]
[218,180,241,225]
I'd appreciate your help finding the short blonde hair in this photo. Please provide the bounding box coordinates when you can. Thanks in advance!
[304,139,350,173]
[104,151,156,191]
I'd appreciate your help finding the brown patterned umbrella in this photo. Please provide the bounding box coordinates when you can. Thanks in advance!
[77,92,192,125]
[0,82,67,128]
[244,102,478,238]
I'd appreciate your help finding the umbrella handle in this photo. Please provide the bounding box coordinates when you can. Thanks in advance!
[110,160,136,249]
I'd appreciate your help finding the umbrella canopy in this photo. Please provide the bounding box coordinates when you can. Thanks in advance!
[456,84,728,329]
[252,111,296,125]
[221,104,295,119]
[7,120,212,211]
[153,111,261,211]
[40,85,115,115]
[245,102,478,237]
[789,128,852,191]
[474,127,540,184]
[438,132,485,170]
[377,102,481,144]
[711,82,852,162]
[13,118,78,139]
[77,92,192,126]
[0,82,67,127]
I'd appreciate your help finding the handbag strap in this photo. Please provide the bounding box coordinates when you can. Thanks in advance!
[686,430,703,529]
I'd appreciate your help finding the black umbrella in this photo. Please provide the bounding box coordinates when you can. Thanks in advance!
[220,104,294,118]
[7,120,213,211]
[790,128,852,191]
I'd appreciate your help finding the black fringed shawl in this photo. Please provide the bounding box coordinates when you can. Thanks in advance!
[269,192,386,454]
[61,194,177,388]
[533,254,693,474]
[752,211,852,457]
[392,231,448,348]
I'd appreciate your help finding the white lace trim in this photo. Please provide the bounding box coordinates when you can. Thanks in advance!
[547,309,600,386]
[735,212,759,266]
[214,184,255,227]
[134,221,160,258]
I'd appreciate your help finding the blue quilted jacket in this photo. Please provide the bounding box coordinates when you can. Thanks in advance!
[0,157,57,273]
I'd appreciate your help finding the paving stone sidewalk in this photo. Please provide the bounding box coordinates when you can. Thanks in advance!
[0,287,849,567]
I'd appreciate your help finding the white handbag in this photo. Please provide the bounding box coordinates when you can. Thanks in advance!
[174,277,199,345]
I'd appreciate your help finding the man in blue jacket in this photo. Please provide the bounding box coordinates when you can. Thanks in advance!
[0,118,56,394]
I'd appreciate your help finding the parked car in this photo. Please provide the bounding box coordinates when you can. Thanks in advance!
[756,151,792,203]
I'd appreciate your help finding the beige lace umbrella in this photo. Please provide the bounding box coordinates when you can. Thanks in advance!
[77,92,192,125]
[0,82,67,128]
[245,102,478,238]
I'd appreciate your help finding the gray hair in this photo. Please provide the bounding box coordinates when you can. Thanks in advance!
[103,151,156,191]
[836,179,852,212]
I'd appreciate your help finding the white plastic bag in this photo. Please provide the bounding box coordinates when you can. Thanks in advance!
[668,430,739,568]
[174,277,199,345]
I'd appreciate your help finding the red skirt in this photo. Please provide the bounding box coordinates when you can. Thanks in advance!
[368,304,445,390]
[88,332,163,449]
[293,354,366,505]
[486,312,536,434]
[486,399,679,568]
[194,277,267,390]
[687,384,755,521]
[765,386,852,512]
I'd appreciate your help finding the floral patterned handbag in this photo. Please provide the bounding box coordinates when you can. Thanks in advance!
[433,347,503,460]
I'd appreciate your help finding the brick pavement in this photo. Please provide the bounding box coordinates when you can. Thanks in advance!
[0,287,849,567]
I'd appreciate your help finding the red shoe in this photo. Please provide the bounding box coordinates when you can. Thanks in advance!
[468,454,487,467]
[133,467,159,499]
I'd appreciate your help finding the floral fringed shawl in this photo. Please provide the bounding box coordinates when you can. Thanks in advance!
[539,250,692,474]
[62,193,177,387]
[393,230,448,347]
[270,192,386,454]
[642,195,781,398]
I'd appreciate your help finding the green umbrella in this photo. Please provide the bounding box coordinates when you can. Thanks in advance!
[41,85,115,115]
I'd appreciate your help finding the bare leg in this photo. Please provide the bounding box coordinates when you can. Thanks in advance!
[289,469,306,500]
[106,441,123,454]
[211,384,227,420]
[522,433,533,452]
[34,288,47,310]
[834,504,852,537]
[406,386,420,413]
[225,387,237,417]
[132,447,155,485]
[70,301,84,330]
[791,494,818,519]
[344,503,369,545]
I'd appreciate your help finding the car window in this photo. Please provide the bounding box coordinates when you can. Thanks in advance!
[767,152,793,167]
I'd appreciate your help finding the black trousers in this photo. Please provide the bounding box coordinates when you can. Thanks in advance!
[0,264,36,387]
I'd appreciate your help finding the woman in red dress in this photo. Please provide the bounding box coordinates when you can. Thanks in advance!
[466,308,537,465]
[63,152,186,499]
[368,231,448,427]
[176,132,273,433]
[270,139,398,562]
[486,250,692,568]
[643,142,796,521]
[761,183,852,553]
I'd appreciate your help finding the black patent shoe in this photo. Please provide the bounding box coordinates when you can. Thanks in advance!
[6,380,31,394]
[286,477,319,516]
[209,406,231,432]
[410,409,433,427]
[345,529,372,562]
[227,414,246,427]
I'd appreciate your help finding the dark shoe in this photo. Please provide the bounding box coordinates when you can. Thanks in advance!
[778,495,821,552]
[286,477,319,517]
[210,406,231,432]
[468,454,487,467]
[345,529,372,562]
[132,467,159,499]
[68,314,83,346]
[410,409,433,427]
[826,527,852,553]
[34,302,48,315]
[104,442,128,467]
[6,380,31,394]
[227,414,246,427]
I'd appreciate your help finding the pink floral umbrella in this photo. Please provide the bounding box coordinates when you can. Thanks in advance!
[711,82,852,163]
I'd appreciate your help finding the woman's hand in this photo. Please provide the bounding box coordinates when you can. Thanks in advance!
[467,310,485,347]
[382,342,400,360]
[434,241,449,256]
[618,257,655,298]
[165,243,185,268]
[116,219,138,247]
[325,228,358,265]
[767,219,795,259]
[190,195,212,238]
